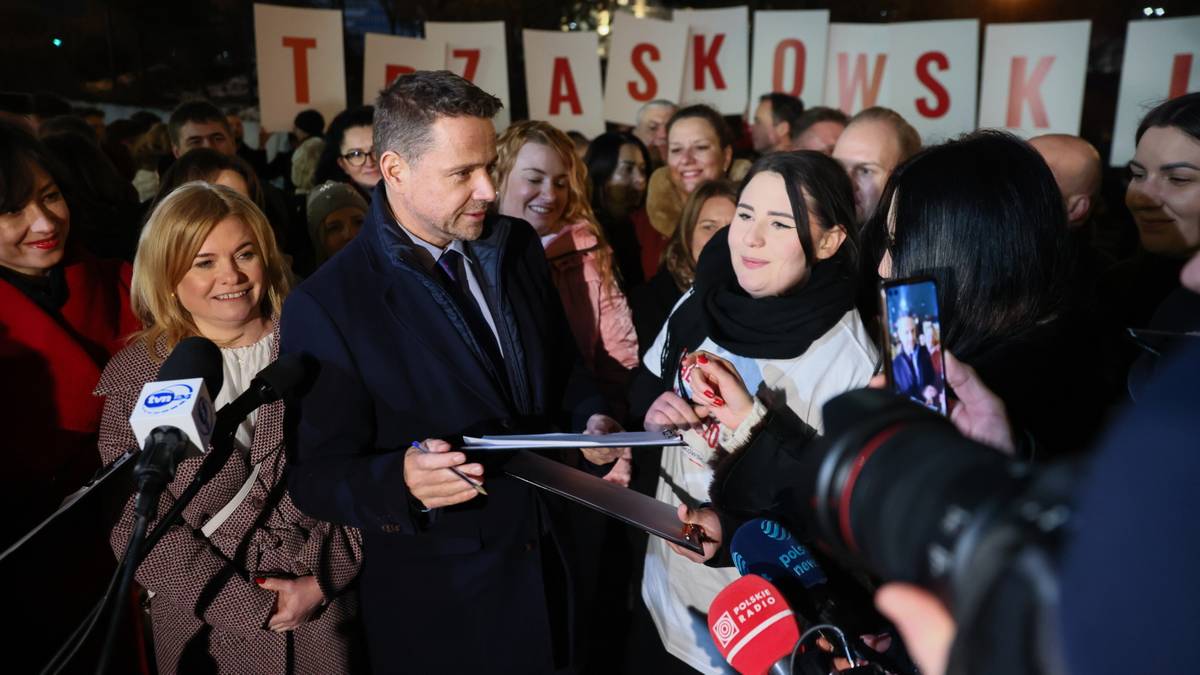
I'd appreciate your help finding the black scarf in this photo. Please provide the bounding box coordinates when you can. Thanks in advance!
[660,227,856,377]
[0,264,68,316]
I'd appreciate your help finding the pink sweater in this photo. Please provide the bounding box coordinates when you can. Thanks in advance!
[543,221,639,412]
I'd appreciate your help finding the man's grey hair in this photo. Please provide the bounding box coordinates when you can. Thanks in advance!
[636,99,678,125]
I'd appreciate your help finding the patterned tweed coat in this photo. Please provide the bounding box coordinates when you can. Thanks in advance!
[95,324,365,674]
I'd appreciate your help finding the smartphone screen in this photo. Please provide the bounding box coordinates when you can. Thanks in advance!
[880,277,948,415]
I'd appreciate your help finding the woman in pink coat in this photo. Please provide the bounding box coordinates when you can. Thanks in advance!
[495,121,639,416]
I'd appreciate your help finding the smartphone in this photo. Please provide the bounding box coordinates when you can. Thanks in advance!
[880,276,948,415]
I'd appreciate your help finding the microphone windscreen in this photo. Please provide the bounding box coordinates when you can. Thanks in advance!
[731,518,828,589]
[158,336,223,400]
[708,574,800,675]
[253,352,316,402]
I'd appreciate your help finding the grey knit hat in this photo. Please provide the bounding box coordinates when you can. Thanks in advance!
[307,181,368,257]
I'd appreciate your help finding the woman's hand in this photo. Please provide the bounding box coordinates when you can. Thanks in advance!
[685,351,754,430]
[644,390,708,433]
[258,575,325,632]
[668,503,723,563]
[943,352,1014,455]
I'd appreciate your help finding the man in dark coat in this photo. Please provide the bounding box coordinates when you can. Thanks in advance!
[280,71,625,675]
[891,314,940,406]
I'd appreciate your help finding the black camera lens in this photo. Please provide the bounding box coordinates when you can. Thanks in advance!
[806,391,1032,598]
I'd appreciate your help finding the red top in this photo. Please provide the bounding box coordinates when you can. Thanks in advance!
[632,208,669,281]
[0,249,138,544]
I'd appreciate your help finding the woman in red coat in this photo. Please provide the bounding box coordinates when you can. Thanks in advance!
[0,118,140,547]
[0,118,141,672]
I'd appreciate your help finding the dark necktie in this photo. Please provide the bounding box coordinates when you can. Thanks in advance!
[434,249,508,387]
[911,351,923,388]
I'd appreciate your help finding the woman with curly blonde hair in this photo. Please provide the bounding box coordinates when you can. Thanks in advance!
[494,120,638,414]
[96,182,364,674]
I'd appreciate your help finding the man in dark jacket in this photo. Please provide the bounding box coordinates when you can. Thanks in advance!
[281,70,623,674]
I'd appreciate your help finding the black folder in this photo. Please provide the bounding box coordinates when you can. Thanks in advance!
[503,450,704,554]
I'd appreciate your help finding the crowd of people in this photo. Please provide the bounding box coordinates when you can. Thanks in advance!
[1,73,1197,675]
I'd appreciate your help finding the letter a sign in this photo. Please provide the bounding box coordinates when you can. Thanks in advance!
[522,29,605,137]
[253,4,346,132]
[978,21,1091,138]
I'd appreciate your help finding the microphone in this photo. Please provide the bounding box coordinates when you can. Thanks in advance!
[732,520,912,674]
[127,336,223,514]
[162,348,316,502]
[731,518,833,627]
[708,574,801,675]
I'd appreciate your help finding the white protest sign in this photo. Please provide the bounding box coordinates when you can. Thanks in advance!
[253,4,346,132]
[424,21,511,130]
[1110,16,1200,166]
[978,21,1091,138]
[362,34,445,103]
[750,10,830,109]
[604,12,689,126]
[675,6,750,114]
[522,30,605,137]
[888,20,979,143]
[823,23,892,115]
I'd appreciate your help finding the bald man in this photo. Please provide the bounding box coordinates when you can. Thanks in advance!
[1030,134,1102,230]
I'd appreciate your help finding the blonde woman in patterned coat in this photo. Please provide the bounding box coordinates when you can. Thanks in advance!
[95,182,364,674]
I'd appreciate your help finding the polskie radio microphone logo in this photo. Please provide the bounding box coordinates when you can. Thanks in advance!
[708,574,800,674]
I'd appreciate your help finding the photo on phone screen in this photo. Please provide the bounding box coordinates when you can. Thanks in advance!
[881,277,948,415]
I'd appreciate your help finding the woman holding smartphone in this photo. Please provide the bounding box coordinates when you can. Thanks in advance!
[633,152,877,673]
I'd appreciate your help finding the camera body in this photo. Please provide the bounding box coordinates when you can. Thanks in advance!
[788,389,1076,675]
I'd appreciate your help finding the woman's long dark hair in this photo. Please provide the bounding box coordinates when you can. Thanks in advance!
[0,118,70,215]
[862,130,1075,361]
[736,151,859,271]
[584,131,651,220]
[313,105,374,187]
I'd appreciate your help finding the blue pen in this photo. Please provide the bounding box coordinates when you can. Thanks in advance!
[411,441,488,496]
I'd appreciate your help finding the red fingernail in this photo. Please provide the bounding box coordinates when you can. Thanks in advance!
[703,389,715,398]
[698,354,709,364]
[714,398,725,407]
[255,577,266,585]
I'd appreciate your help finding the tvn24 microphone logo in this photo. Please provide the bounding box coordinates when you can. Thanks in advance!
[142,384,196,413]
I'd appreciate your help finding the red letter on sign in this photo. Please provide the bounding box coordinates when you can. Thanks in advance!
[836,53,887,113]
[1169,53,1194,99]
[628,43,660,102]
[549,57,582,116]
[385,65,415,88]
[282,36,317,104]
[772,39,806,97]
[693,34,727,91]
[915,51,950,119]
[1006,56,1055,128]
[452,49,481,82]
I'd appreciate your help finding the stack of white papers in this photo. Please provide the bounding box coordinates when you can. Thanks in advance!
[462,431,684,449]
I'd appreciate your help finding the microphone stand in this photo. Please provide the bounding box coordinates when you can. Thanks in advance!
[93,380,275,675]
[96,428,187,675]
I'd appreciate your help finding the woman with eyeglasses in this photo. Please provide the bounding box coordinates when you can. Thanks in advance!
[314,106,380,202]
